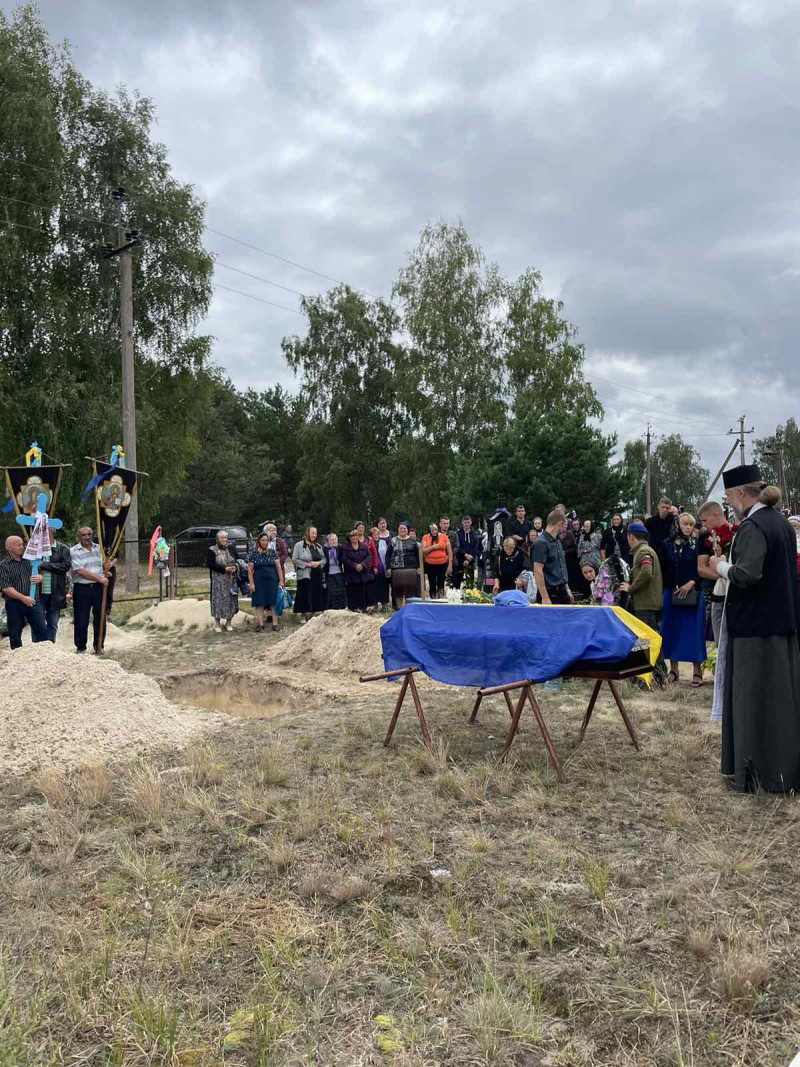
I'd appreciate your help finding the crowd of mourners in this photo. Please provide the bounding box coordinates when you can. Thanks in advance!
[202,502,800,692]
[4,501,800,697]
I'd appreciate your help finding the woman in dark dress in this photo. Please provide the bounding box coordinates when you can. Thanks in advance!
[353,521,378,608]
[292,526,325,622]
[322,533,348,610]
[497,537,527,591]
[386,522,420,609]
[247,532,284,632]
[341,529,374,612]
[600,514,631,564]
[660,512,707,687]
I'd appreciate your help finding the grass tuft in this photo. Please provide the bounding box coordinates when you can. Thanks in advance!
[125,762,165,822]
[33,768,71,808]
[717,945,769,1009]
[73,764,112,808]
[582,855,610,901]
[687,926,714,959]
[326,876,372,904]
[187,743,225,787]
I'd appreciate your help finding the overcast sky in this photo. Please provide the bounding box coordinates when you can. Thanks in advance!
[26,0,800,475]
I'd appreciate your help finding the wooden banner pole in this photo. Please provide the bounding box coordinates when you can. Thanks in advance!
[95,579,108,654]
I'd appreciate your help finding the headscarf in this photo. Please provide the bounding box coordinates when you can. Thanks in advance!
[670,515,695,551]
[213,532,233,569]
[581,546,603,572]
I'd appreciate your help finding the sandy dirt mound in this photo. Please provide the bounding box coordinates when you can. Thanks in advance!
[267,611,385,677]
[0,645,223,777]
[128,598,249,629]
[20,618,144,651]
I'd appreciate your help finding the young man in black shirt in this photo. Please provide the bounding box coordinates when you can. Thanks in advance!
[645,497,675,572]
[510,504,533,559]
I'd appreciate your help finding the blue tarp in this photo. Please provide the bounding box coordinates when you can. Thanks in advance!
[380,604,637,687]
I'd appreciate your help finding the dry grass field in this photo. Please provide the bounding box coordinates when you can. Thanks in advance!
[1,617,798,1066]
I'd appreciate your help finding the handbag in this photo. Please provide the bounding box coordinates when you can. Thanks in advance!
[274,586,293,617]
[671,588,698,608]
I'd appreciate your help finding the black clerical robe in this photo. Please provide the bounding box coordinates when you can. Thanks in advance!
[715,502,800,793]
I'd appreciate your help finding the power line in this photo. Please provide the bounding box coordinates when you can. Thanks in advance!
[0,217,54,236]
[212,282,304,316]
[0,192,115,230]
[205,226,379,298]
[0,166,381,298]
[593,392,736,433]
[214,260,308,299]
[589,372,736,428]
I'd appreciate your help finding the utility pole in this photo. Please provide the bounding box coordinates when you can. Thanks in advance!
[645,422,652,517]
[112,186,140,593]
[765,426,788,503]
[728,414,753,467]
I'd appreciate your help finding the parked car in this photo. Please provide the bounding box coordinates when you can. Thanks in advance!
[174,524,249,566]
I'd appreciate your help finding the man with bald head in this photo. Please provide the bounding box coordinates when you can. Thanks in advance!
[0,535,48,649]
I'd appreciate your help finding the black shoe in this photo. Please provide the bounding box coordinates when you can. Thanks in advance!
[75,647,86,654]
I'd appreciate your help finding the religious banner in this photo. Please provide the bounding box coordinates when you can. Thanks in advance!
[91,458,138,560]
[3,464,63,537]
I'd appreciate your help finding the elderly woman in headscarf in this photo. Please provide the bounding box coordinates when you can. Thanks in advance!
[262,522,288,567]
[206,529,239,632]
[386,521,420,609]
[322,532,348,610]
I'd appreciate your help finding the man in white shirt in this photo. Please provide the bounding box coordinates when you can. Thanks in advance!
[70,526,114,653]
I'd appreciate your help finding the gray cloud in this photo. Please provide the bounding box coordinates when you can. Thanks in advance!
[23,0,800,472]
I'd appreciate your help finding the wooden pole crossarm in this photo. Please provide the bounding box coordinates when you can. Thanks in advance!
[359,666,422,683]
[84,456,150,477]
[477,679,534,696]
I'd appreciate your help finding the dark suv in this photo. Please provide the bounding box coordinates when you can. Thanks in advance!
[174,524,249,566]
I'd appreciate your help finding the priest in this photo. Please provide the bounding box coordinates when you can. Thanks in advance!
[706,465,800,793]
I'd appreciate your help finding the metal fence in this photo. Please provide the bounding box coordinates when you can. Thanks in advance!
[116,536,297,601]
[112,538,210,601]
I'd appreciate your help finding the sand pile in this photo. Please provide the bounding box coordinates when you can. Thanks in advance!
[267,611,385,677]
[20,618,144,651]
[0,644,223,776]
[128,598,249,629]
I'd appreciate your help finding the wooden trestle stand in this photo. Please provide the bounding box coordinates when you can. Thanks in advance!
[359,655,649,782]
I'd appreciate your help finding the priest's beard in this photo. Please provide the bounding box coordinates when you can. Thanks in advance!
[728,490,751,521]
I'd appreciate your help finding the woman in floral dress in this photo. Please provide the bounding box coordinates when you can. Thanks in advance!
[206,530,239,632]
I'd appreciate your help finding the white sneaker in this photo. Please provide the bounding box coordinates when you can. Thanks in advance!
[213,625,222,633]
[226,624,233,632]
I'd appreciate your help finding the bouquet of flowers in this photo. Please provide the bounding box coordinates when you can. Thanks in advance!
[461,587,492,605]
[699,522,738,560]
[591,557,629,606]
